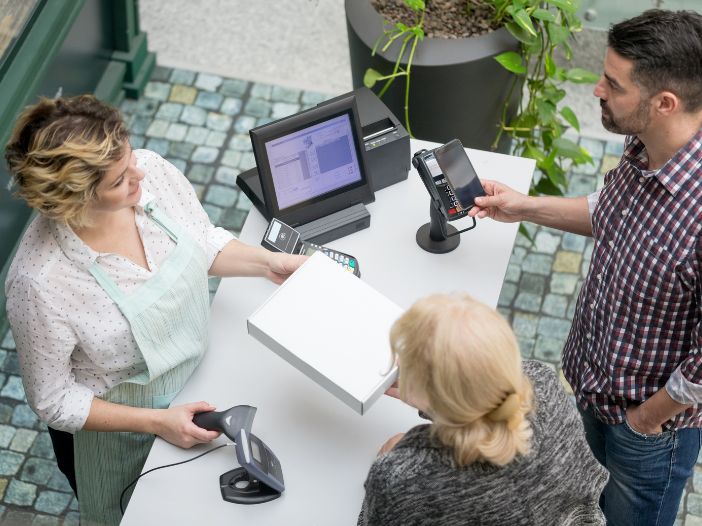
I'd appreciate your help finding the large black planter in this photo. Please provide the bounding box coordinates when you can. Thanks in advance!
[346,0,520,153]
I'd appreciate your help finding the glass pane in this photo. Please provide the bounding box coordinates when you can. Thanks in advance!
[0,0,42,68]
[578,0,701,30]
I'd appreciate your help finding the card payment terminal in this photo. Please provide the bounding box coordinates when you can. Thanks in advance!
[262,218,361,277]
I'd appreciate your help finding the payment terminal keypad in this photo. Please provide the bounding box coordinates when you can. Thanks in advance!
[300,241,360,277]
[424,154,469,220]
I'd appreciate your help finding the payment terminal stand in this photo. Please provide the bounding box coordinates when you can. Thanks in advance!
[412,149,477,254]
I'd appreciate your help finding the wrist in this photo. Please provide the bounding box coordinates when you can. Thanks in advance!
[147,408,165,436]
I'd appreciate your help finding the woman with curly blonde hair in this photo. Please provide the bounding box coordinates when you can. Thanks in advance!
[358,293,608,526]
[4,95,305,525]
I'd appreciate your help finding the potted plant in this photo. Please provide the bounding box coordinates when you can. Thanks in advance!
[346,0,599,198]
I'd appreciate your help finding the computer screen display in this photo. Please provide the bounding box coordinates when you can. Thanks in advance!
[264,114,362,210]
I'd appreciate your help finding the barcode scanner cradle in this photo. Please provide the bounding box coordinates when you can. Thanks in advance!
[412,141,486,254]
[193,405,285,504]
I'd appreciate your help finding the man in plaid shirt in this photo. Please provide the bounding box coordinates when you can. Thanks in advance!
[469,9,702,526]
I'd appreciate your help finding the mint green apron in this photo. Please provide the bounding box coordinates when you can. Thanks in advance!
[75,202,210,525]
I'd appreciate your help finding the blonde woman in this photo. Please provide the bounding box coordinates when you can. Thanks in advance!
[358,294,608,526]
[4,95,305,525]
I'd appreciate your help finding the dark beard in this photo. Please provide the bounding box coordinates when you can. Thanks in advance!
[600,98,650,135]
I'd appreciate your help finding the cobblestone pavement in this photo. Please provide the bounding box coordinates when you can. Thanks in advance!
[0,66,700,524]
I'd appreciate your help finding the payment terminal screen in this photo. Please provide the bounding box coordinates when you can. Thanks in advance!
[264,114,362,210]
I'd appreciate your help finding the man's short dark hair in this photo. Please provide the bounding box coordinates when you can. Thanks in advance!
[608,9,702,112]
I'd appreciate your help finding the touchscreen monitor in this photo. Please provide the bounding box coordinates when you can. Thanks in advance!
[250,95,373,226]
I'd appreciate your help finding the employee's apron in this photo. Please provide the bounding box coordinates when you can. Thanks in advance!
[75,202,210,525]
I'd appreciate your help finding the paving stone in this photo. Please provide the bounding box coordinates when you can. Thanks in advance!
[571,159,599,175]
[34,490,71,515]
[169,85,198,105]
[235,193,253,211]
[512,312,539,339]
[180,105,207,126]
[689,492,702,516]
[167,158,187,174]
[542,294,568,318]
[537,316,572,340]
[32,514,61,526]
[205,131,227,148]
[0,404,12,424]
[169,68,196,85]
[2,331,15,349]
[533,231,560,254]
[5,479,36,506]
[1,376,24,401]
[567,298,578,319]
[244,98,272,118]
[0,424,15,448]
[150,65,171,82]
[203,204,224,224]
[0,478,5,498]
[256,117,274,127]
[566,175,596,197]
[195,73,223,92]
[605,140,624,156]
[69,496,78,510]
[517,337,535,359]
[498,283,517,307]
[144,81,170,101]
[534,336,565,362]
[553,251,582,273]
[20,458,57,486]
[191,146,219,163]
[600,154,620,174]
[129,135,146,149]
[4,510,34,525]
[3,351,19,375]
[10,429,37,453]
[221,97,243,116]
[63,511,80,525]
[145,119,170,138]
[12,404,38,428]
[190,183,205,200]
[271,102,300,119]
[195,91,223,111]
[519,273,546,295]
[238,152,256,171]
[155,102,183,121]
[165,123,188,142]
[579,137,604,159]
[168,142,195,159]
[514,292,542,313]
[250,83,272,99]
[219,208,249,232]
[687,515,702,526]
[220,78,249,97]
[120,98,139,113]
[561,232,586,252]
[504,263,521,283]
[694,466,702,492]
[229,134,252,150]
[29,432,53,459]
[207,113,233,132]
[135,98,158,117]
[550,273,580,295]
[145,139,170,157]
[521,254,553,276]
[187,164,215,184]
[184,126,209,145]
[0,451,24,476]
[205,185,239,208]
[130,116,151,135]
[271,85,301,103]
[509,246,527,265]
[301,91,328,105]
[596,174,605,190]
[221,150,242,168]
[215,166,238,186]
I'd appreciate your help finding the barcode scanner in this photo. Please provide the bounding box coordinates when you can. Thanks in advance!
[193,405,285,504]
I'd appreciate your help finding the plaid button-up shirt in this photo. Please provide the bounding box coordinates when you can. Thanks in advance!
[562,129,702,430]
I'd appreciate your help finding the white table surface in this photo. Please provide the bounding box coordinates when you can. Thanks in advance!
[122,139,534,525]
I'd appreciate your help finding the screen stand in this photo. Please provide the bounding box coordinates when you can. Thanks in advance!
[296,202,371,245]
[416,200,476,254]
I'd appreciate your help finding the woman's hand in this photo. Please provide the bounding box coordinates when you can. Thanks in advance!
[378,433,405,456]
[154,401,222,448]
[265,252,308,285]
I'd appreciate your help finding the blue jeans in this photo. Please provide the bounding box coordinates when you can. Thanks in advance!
[579,405,701,526]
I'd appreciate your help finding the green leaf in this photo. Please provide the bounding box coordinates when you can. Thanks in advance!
[553,137,592,164]
[546,22,570,45]
[534,175,563,196]
[504,21,537,44]
[494,51,527,74]
[395,22,409,32]
[544,53,556,77]
[511,8,538,37]
[524,143,546,163]
[411,26,425,40]
[404,0,425,11]
[363,68,384,89]
[565,67,600,83]
[545,163,568,189]
[545,0,578,13]
[531,8,557,22]
[518,223,535,243]
[560,106,580,131]
[543,85,566,103]
[561,41,573,61]
[536,99,557,123]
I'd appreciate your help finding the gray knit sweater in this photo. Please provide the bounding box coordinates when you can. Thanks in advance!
[358,360,608,526]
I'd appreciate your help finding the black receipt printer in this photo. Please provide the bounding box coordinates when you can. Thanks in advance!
[236,87,411,217]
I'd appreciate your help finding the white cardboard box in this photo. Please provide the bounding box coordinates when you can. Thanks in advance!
[247,252,403,414]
